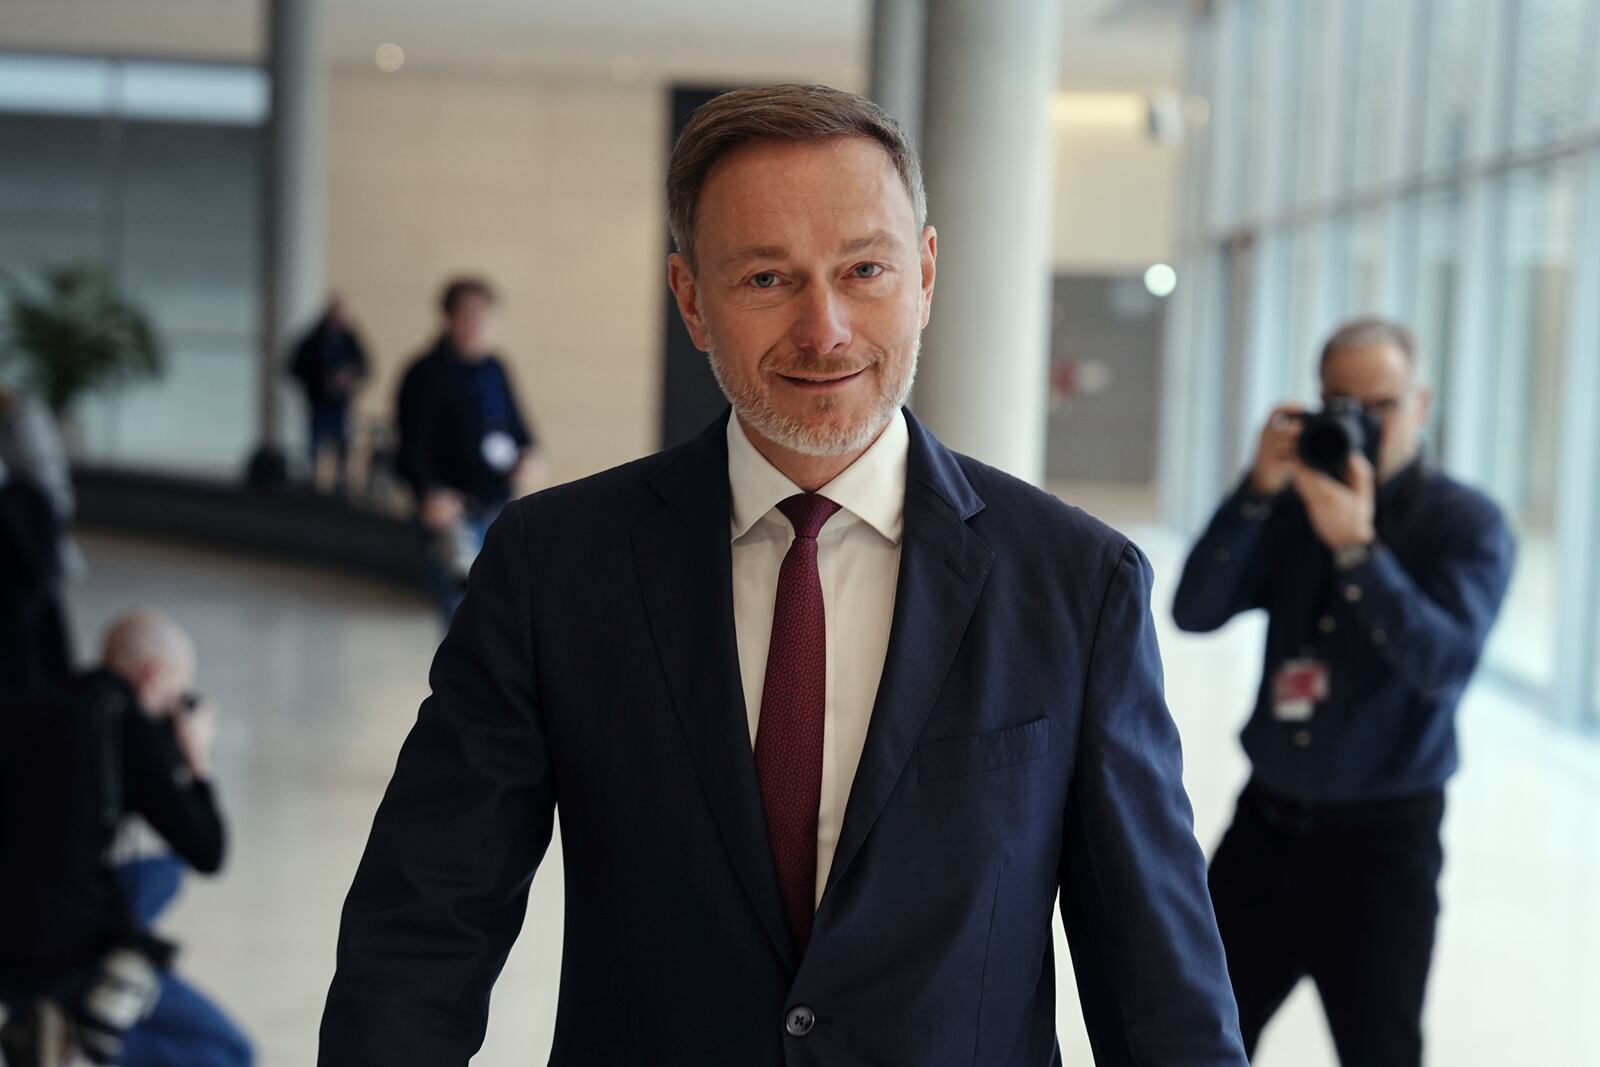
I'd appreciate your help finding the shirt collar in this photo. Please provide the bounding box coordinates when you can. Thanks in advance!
[1378,452,1425,506]
[726,409,909,545]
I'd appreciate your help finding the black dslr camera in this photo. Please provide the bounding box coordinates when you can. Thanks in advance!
[1294,397,1381,482]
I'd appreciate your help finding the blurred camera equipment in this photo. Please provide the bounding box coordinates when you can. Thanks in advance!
[1294,397,1381,481]
[75,946,163,1064]
[0,997,84,1067]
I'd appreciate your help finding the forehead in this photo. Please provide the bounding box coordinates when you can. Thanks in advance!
[1321,342,1413,397]
[695,135,916,254]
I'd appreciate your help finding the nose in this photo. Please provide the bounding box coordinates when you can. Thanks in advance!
[788,282,852,358]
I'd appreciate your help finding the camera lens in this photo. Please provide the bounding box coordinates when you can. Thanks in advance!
[1301,419,1353,473]
[1296,398,1370,480]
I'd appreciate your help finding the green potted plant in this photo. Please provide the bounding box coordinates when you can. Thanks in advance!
[0,263,165,424]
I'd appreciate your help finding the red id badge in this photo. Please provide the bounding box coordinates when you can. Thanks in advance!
[1272,659,1330,722]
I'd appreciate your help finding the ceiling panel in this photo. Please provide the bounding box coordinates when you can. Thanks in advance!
[0,0,1180,91]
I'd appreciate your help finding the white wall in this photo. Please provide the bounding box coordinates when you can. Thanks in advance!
[1050,107,1180,275]
[323,76,1180,486]
[326,71,666,487]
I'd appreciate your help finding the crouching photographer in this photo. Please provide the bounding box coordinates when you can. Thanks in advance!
[0,612,252,1067]
[1173,318,1516,1066]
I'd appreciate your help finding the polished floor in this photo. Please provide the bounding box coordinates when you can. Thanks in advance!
[65,525,1600,1066]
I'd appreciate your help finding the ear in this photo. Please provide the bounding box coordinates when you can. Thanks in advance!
[918,225,937,330]
[1416,385,1434,425]
[667,253,712,352]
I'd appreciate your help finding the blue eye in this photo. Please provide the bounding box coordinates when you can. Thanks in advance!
[751,273,779,289]
[853,263,884,278]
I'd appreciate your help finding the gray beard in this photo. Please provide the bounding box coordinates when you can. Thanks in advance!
[706,341,918,458]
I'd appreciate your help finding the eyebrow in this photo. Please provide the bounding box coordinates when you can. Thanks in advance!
[720,246,788,271]
[838,230,903,256]
[719,230,906,272]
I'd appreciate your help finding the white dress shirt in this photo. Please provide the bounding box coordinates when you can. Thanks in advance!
[727,410,908,907]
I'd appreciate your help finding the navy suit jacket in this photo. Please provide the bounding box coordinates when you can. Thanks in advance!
[321,409,1245,1066]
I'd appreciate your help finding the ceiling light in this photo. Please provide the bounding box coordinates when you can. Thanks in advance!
[375,44,405,74]
[1144,263,1177,298]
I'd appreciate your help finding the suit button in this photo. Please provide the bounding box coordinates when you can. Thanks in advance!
[785,1006,815,1037]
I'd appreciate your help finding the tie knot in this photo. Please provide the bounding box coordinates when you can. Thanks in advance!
[777,493,841,540]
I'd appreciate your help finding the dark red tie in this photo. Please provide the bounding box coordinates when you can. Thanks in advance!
[754,492,841,954]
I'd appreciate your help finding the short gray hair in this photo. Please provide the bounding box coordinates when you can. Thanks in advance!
[1319,316,1417,372]
[666,84,927,269]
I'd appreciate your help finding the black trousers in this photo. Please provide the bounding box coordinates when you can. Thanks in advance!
[1208,781,1446,1066]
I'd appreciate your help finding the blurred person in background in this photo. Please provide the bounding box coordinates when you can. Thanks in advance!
[0,611,252,1067]
[287,294,369,496]
[323,84,1245,1067]
[0,384,77,693]
[1173,318,1515,1066]
[395,276,543,621]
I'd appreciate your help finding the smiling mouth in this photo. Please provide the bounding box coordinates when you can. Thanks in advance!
[779,368,866,388]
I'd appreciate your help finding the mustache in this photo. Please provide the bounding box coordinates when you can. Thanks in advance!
[760,350,884,378]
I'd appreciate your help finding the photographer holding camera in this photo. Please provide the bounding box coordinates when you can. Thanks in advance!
[0,612,251,1067]
[1173,318,1515,1066]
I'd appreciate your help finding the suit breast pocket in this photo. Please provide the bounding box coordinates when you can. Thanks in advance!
[917,717,1052,782]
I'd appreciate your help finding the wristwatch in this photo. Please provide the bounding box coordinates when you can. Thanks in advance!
[1332,542,1373,571]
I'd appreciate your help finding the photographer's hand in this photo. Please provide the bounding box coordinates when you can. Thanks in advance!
[173,698,218,782]
[1292,453,1376,552]
[1249,404,1306,495]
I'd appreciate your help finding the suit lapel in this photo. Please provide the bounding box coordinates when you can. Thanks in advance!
[822,411,994,901]
[633,413,799,971]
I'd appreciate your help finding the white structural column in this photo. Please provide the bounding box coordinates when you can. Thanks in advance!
[871,0,925,141]
[915,0,1062,484]
[255,0,327,469]
[1550,7,1600,731]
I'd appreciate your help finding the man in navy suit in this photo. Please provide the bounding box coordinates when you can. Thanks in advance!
[321,84,1245,1066]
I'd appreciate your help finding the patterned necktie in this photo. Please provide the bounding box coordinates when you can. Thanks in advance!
[754,491,842,955]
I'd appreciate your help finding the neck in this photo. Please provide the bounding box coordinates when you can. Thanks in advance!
[738,415,883,492]
[1380,447,1421,485]
[444,336,484,361]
